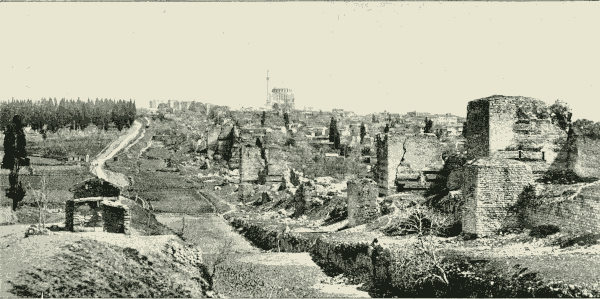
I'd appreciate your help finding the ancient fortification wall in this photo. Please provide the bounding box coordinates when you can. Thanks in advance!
[524,186,600,235]
[466,95,568,174]
[570,137,600,178]
[347,179,380,228]
[461,158,533,236]
[375,133,443,196]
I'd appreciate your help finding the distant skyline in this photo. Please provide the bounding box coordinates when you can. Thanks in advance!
[1,3,599,121]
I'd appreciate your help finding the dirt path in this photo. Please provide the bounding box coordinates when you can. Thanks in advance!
[90,118,145,187]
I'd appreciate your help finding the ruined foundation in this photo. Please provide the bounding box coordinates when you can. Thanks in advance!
[461,157,533,236]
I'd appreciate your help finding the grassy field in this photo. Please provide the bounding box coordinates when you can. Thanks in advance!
[146,190,214,214]
[0,125,128,160]
[503,252,600,289]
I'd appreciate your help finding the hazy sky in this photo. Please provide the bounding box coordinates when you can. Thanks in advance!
[1,2,599,120]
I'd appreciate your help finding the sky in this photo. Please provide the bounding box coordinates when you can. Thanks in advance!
[1,2,599,121]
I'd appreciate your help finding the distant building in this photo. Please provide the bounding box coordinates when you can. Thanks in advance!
[149,100,159,109]
[269,88,295,112]
[433,113,458,126]
[407,111,431,117]
[180,101,193,111]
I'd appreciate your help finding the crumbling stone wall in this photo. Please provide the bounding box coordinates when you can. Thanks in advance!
[466,96,568,172]
[239,146,264,183]
[375,133,443,196]
[524,191,600,235]
[347,179,381,228]
[101,200,132,235]
[461,158,533,236]
[65,198,109,232]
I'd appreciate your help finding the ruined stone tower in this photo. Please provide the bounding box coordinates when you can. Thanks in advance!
[466,95,567,164]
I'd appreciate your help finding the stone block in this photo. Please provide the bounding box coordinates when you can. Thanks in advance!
[347,179,380,228]
[461,157,533,236]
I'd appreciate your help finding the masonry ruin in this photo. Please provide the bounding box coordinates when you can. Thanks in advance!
[461,158,533,236]
[347,178,381,228]
[66,177,131,234]
[457,95,600,236]
[466,95,569,172]
[375,133,444,196]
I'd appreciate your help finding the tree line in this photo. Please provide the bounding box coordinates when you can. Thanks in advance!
[0,98,137,136]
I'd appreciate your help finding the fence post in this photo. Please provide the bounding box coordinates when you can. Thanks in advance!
[518,150,522,159]
[542,151,545,161]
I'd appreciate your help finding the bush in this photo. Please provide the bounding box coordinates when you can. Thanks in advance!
[530,224,560,238]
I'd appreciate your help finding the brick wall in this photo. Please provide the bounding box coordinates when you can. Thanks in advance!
[524,195,600,235]
[461,158,533,236]
[347,179,381,228]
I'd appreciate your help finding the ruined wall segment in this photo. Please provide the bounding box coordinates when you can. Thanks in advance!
[347,179,380,228]
[466,99,490,160]
[239,145,264,183]
[375,133,444,196]
[524,188,600,235]
[461,158,533,236]
[466,95,568,173]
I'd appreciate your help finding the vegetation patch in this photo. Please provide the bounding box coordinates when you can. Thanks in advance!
[213,255,347,298]
[8,238,206,298]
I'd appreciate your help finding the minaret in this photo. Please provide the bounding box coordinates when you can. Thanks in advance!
[266,70,270,108]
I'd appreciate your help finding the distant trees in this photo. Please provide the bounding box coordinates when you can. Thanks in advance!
[383,123,390,133]
[462,121,467,138]
[0,98,136,134]
[261,111,266,127]
[360,123,366,144]
[573,118,600,139]
[2,115,28,210]
[372,114,378,123]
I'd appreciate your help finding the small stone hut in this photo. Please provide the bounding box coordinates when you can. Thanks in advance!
[67,177,129,234]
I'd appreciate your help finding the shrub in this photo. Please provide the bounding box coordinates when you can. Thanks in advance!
[530,224,560,238]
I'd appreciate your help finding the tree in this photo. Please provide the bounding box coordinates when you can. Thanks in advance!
[329,117,338,142]
[372,114,377,123]
[2,115,28,211]
[334,130,341,150]
[462,121,467,138]
[549,100,573,131]
[360,122,366,144]
[284,112,290,128]
[424,117,434,133]
[272,103,280,111]
[261,111,266,127]
[384,123,390,133]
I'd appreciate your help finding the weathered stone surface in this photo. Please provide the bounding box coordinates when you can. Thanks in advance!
[461,157,533,236]
[375,133,444,196]
[465,95,568,173]
[239,146,264,183]
[347,179,380,228]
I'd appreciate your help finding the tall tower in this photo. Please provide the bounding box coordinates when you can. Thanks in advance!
[266,70,270,108]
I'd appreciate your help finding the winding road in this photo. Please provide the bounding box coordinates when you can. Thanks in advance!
[90,117,149,187]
